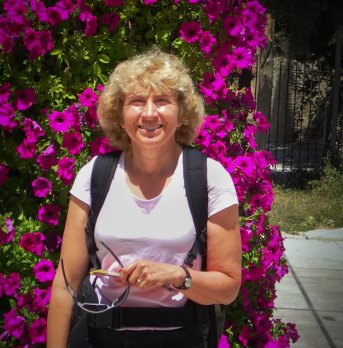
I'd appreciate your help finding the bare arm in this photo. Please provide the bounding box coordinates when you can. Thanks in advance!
[47,196,90,348]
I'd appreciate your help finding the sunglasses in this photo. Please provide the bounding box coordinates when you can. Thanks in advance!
[60,241,130,313]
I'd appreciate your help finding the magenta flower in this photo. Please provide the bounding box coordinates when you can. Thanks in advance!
[17,138,37,160]
[57,156,75,185]
[78,87,98,107]
[45,231,62,252]
[0,164,9,186]
[62,131,85,155]
[38,204,60,226]
[23,118,45,141]
[223,16,243,37]
[3,310,26,340]
[101,12,120,32]
[33,259,55,282]
[144,0,158,3]
[84,105,99,128]
[253,111,270,133]
[90,136,113,157]
[19,232,46,256]
[32,177,52,198]
[213,51,233,77]
[48,110,74,132]
[32,287,50,313]
[199,31,216,56]
[0,102,17,131]
[218,334,230,348]
[179,21,202,43]
[79,11,98,36]
[230,47,254,70]
[45,6,68,26]
[36,144,58,171]
[3,273,20,297]
[29,317,47,345]
[0,82,11,103]
[14,88,36,111]
[234,156,255,177]
[0,217,15,244]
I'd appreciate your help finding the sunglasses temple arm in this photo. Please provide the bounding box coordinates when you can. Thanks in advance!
[60,259,79,303]
[99,241,123,267]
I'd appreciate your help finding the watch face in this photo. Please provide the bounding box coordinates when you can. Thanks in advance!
[185,277,192,288]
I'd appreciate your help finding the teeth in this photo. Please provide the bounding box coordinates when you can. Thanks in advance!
[140,125,162,131]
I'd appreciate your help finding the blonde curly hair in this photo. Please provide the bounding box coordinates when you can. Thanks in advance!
[97,48,205,149]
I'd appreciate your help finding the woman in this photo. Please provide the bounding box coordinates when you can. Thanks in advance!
[47,48,242,348]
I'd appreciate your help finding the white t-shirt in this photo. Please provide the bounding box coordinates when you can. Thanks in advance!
[70,151,238,309]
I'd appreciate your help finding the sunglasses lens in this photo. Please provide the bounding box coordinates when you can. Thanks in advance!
[82,303,109,312]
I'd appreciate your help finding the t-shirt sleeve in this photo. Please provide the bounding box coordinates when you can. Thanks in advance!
[69,156,97,206]
[207,157,239,217]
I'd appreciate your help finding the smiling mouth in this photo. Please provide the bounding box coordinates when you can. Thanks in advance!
[138,125,163,131]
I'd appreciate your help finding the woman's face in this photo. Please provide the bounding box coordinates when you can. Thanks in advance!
[121,88,181,149]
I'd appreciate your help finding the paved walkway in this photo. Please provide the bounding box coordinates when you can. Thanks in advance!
[275,228,343,348]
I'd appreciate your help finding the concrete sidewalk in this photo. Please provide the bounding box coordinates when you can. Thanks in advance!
[275,228,343,348]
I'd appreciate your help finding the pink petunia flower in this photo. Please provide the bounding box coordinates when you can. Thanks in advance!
[230,47,255,70]
[57,156,75,185]
[45,231,62,252]
[179,21,202,43]
[19,232,46,256]
[33,259,55,283]
[3,273,20,297]
[0,102,17,131]
[79,11,98,36]
[234,155,255,177]
[62,131,85,155]
[199,31,216,56]
[23,118,45,141]
[144,0,158,4]
[0,217,15,244]
[90,136,113,157]
[38,204,60,226]
[101,12,120,32]
[213,51,234,77]
[48,110,74,132]
[14,88,36,111]
[36,144,58,171]
[78,87,98,107]
[0,164,9,186]
[17,138,37,160]
[28,317,47,345]
[218,334,230,348]
[0,82,11,103]
[32,177,52,198]
[223,16,244,37]
[32,287,50,313]
[3,310,26,340]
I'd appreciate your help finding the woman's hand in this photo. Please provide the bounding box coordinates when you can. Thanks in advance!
[119,260,185,289]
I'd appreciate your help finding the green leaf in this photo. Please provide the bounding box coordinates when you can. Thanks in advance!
[98,54,110,64]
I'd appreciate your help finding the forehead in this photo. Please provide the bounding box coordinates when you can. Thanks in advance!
[124,85,175,98]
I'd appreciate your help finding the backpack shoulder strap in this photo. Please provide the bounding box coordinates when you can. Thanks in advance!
[86,150,122,269]
[182,146,208,269]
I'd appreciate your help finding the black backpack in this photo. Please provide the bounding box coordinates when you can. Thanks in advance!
[70,146,223,348]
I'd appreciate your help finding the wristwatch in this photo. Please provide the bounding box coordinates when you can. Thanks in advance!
[174,266,192,290]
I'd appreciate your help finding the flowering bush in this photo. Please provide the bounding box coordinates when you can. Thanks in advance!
[0,0,299,346]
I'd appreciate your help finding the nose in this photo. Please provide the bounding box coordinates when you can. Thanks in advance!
[141,98,157,118]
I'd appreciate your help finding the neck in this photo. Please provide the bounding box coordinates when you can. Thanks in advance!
[125,143,182,176]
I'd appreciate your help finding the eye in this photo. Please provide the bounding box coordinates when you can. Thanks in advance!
[126,98,145,106]
[155,97,171,106]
